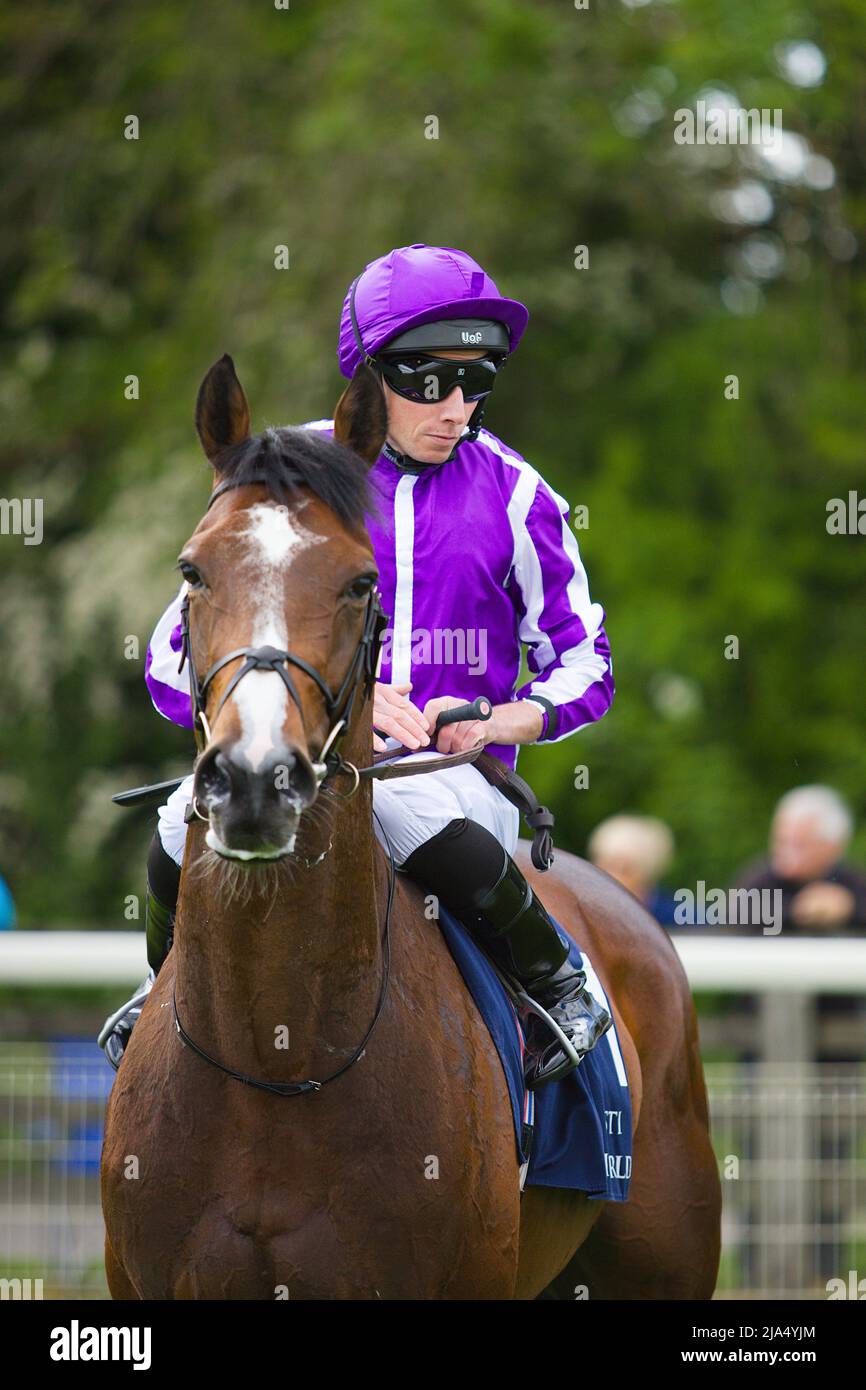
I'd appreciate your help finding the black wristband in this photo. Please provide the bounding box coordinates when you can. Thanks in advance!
[527,695,558,740]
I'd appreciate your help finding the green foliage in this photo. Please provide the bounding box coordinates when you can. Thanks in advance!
[1,0,863,921]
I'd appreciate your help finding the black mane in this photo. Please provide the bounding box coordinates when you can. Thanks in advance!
[212,426,377,529]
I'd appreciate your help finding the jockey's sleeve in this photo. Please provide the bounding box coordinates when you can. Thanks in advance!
[144,583,195,729]
[511,476,614,743]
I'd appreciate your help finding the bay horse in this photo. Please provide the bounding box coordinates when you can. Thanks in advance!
[101,355,720,1299]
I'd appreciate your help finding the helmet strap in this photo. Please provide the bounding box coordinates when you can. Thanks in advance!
[348,273,377,370]
[347,270,489,467]
[464,398,487,443]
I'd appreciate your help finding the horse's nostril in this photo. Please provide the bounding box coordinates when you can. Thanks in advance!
[269,750,319,806]
[272,753,296,794]
[198,751,233,804]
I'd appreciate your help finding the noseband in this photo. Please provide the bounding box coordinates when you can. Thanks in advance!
[178,474,388,789]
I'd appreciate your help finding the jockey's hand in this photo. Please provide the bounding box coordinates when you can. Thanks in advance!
[372,682,431,753]
[423,695,498,754]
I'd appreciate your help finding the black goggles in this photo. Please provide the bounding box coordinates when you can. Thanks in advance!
[375,353,505,403]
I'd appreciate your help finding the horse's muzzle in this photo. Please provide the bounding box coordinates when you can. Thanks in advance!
[193,743,318,859]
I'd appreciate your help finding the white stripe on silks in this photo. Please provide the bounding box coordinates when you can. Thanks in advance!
[504,462,537,574]
[557,501,604,631]
[513,514,556,670]
[501,448,611,729]
[526,631,609,711]
[390,474,418,687]
[482,426,570,520]
[148,584,189,696]
[486,430,608,691]
[502,454,556,672]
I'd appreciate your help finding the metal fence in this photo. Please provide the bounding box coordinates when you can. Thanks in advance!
[709,1063,866,1299]
[1,1044,111,1299]
[0,1042,864,1299]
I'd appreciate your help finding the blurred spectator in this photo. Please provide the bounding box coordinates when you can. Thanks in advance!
[587,814,678,924]
[0,870,15,930]
[733,786,866,1066]
[733,785,866,933]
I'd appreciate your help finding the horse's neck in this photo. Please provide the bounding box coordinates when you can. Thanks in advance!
[173,771,385,1083]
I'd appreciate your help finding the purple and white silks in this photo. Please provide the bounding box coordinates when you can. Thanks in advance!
[144,425,614,772]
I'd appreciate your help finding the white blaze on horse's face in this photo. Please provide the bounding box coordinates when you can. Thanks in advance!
[232,501,326,775]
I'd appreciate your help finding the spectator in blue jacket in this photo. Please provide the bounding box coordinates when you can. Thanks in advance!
[0,871,16,930]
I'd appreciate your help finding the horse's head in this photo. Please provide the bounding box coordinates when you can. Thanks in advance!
[182,354,387,861]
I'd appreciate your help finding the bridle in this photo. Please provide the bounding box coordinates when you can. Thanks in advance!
[178,472,388,793]
[172,471,393,1097]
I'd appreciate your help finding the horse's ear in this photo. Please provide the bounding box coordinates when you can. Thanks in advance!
[195,354,252,463]
[333,362,388,467]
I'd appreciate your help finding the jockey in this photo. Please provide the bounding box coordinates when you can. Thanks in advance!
[99,243,615,1086]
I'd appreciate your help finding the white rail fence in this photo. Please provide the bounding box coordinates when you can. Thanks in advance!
[0,932,864,1299]
[3,929,866,988]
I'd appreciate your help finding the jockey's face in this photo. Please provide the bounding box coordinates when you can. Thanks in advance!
[381,348,488,464]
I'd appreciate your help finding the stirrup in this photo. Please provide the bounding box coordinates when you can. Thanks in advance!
[97,971,155,1068]
[525,998,613,1089]
[518,987,588,1089]
[486,966,584,1088]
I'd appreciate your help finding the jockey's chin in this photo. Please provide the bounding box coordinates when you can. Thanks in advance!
[385,424,466,465]
[382,373,479,466]
[416,432,464,462]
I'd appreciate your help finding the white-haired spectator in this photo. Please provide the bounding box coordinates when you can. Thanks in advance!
[587,815,678,924]
[734,785,866,932]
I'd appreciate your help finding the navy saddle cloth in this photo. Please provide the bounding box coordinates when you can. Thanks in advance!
[436,906,633,1200]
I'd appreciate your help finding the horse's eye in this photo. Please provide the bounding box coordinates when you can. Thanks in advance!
[345,574,376,601]
[178,560,205,589]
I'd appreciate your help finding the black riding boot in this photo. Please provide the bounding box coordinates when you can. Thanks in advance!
[402,819,612,1087]
[97,833,179,1070]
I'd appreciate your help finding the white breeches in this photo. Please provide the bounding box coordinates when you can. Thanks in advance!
[156,755,520,870]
